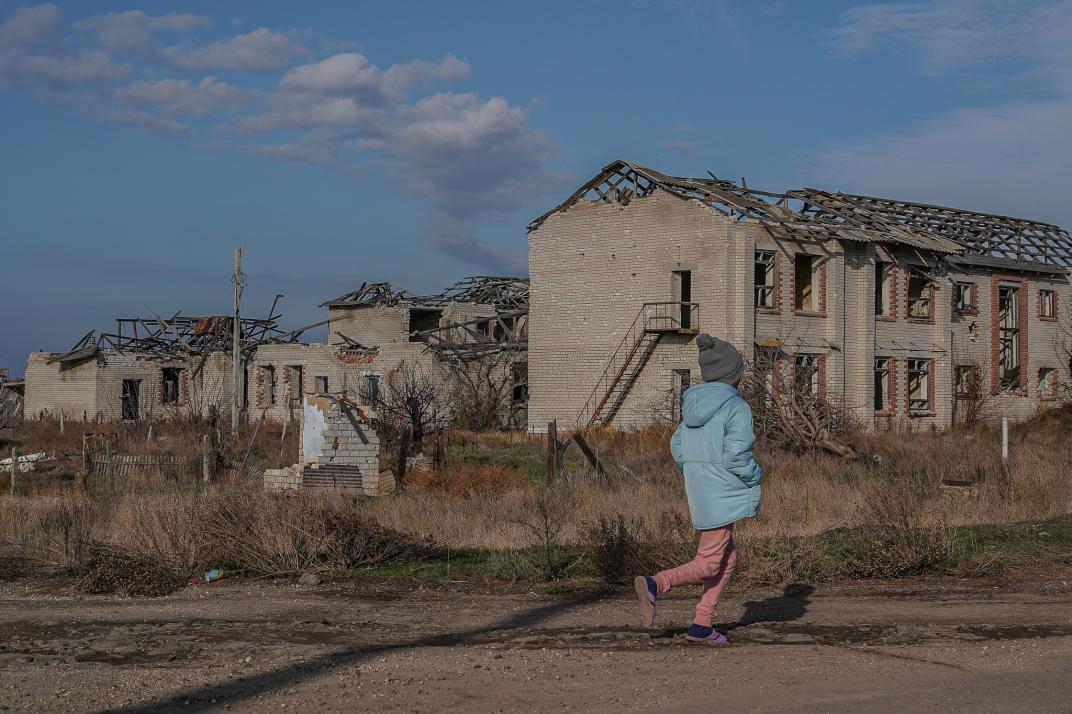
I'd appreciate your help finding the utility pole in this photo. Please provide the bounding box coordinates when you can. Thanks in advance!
[232,248,243,428]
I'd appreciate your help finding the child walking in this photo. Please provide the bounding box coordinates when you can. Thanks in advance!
[634,334,762,645]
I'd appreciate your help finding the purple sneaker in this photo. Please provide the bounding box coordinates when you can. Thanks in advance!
[685,623,729,645]
[633,576,657,628]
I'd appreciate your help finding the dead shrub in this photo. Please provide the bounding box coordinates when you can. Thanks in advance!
[75,543,185,597]
[583,513,696,583]
[407,463,521,495]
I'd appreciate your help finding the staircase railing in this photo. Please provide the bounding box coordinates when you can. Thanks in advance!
[576,302,699,429]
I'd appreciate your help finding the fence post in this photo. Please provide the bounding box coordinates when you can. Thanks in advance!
[202,433,213,486]
[104,441,113,492]
[1001,416,1009,460]
[59,410,64,434]
[9,448,17,497]
[545,421,557,486]
[78,433,88,490]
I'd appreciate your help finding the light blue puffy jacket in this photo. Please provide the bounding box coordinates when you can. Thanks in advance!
[670,381,763,530]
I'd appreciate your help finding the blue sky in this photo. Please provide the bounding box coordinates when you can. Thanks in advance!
[2,0,1071,373]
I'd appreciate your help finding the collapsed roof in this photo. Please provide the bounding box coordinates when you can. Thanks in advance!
[528,160,1072,272]
[47,313,298,370]
[322,276,529,310]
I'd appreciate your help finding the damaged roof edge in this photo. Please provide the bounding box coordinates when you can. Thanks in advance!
[528,159,1071,270]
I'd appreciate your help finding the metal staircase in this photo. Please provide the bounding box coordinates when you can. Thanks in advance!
[578,302,699,429]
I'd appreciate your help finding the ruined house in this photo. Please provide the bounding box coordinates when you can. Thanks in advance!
[23,277,529,426]
[527,160,1072,431]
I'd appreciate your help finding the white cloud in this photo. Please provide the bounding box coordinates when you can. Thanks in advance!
[279,51,468,99]
[114,76,242,117]
[1,49,129,85]
[227,95,381,132]
[161,28,307,71]
[0,3,61,51]
[75,10,212,53]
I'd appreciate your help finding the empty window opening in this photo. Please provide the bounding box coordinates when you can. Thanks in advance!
[1039,289,1056,319]
[361,374,381,405]
[287,365,303,404]
[794,255,816,312]
[162,368,182,404]
[409,308,442,342]
[261,365,276,406]
[874,358,891,412]
[907,359,931,413]
[511,363,528,405]
[121,379,141,421]
[314,376,329,394]
[673,369,692,421]
[954,365,980,399]
[794,354,820,397]
[755,251,776,309]
[998,286,1021,390]
[673,270,692,329]
[1038,367,1058,398]
[875,262,891,316]
[907,267,933,319]
[954,282,975,313]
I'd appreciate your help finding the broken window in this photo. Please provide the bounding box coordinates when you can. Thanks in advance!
[361,374,381,405]
[998,286,1021,390]
[162,367,182,404]
[121,379,141,421]
[1039,289,1056,319]
[954,365,980,399]
[954,282,975,313]
[408,308,442,342]
[511,362,528,405]
[755,251,776,310]
[874,357,891,412]
[875,262,891,316]
[794,254,817,312]
[753,346,778,407]
[314,376,329,394]
[673,270,692,329]
[261,365,276,406]
[907,267,933,319]
[672,369,692,421]
[794,353,820,397]
[1038,368,1057,398]
[907,359,931,413]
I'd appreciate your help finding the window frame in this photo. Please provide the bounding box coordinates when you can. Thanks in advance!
[906,266,934,322]
[874,357,892,413]
[953,282,976,315]
[906,358,933,415]
[754,250,777,311]
[875,262,892,318]
[1038,289,1057,320]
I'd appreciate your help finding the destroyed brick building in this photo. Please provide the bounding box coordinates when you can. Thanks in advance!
[527,160,1072,431]
[22,277,529,426]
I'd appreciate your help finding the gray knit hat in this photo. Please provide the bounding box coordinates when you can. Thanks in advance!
[697,333,744,384]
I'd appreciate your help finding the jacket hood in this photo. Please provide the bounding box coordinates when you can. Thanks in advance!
[681,381,739,428]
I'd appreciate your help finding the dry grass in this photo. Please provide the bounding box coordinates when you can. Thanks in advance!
[2,405,1070,590]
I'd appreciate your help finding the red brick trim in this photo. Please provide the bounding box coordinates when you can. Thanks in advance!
[875,262,898,322]
[818,353,828,401]
[990,274,1030,395]
[1038,288,1058,321]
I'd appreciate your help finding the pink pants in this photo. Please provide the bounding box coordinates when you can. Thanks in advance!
[652,525,737,627]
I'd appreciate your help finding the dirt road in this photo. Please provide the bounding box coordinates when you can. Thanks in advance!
[1,573,1070,713]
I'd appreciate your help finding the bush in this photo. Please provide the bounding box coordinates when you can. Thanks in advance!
[584,513,695,583]
[75,543,185,597]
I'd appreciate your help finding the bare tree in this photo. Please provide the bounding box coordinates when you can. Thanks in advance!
[437,349,520,431]
[371,360,448,451]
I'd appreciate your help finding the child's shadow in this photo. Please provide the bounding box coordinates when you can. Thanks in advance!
[731,583,814,629]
